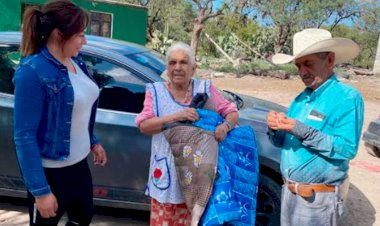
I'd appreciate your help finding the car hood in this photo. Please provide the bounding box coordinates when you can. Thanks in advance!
[236,93,287,122]
[234,93,286,172]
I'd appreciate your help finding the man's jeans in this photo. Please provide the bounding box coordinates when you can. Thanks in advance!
[281,179,349,226]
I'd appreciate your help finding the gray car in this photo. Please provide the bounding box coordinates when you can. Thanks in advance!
[0,32,286,225]
[363,116,380,157]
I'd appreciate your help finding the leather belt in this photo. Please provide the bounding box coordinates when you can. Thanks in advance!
[285,180,336,198]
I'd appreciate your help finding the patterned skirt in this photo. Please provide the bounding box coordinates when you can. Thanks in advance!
[150,198,191,226]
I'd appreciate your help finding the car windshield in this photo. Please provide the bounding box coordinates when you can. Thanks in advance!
[123,50,166,77]
[86,36,166,79]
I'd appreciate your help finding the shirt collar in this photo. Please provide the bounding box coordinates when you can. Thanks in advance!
[304,74,337,101]
[40,46,67,70]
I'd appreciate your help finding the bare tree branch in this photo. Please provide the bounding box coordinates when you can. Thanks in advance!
[330,11,357,31]
[190,0,224,55]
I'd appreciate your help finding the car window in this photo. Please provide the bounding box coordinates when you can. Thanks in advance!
[125,51,165,77]
[82,54,146,113]
[0,45,20,95]
[82,54,144,88]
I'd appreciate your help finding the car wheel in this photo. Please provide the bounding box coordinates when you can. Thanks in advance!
[365,142,380,157]
[255,174,281,226]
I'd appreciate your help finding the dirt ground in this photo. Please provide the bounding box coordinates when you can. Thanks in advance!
[205,71,380,226]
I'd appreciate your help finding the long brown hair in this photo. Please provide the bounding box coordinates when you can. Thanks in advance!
[20,0,89,56]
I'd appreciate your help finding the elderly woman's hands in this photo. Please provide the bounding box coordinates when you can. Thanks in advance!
[215,123,230,141]
[175,108,199,122]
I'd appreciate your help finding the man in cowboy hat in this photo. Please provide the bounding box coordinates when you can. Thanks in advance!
[267,28,364,226]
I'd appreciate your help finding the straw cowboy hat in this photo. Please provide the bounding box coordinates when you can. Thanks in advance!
[272,28,360,65]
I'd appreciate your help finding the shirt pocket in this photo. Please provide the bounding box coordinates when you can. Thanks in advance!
[151,155,171,190]
[304,109,329,131]
[42,78,68,121]
[43,78,68,98]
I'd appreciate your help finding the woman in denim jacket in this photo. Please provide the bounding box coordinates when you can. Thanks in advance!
[13,1,107,225]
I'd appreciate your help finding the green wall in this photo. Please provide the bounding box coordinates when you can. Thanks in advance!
[0,1,21,31]
[78,0,148,45]
[0,0,148,45]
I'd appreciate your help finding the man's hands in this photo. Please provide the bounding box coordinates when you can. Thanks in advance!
[91,144,107,166]
[266,111,295,132]
[35,193,58,218]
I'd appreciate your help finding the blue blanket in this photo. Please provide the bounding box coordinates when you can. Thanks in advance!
[193,109,259,226]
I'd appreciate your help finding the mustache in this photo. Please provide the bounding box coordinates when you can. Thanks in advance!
[301,74,313,79]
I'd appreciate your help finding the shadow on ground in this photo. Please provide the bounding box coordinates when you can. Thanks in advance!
[341,183,376,226]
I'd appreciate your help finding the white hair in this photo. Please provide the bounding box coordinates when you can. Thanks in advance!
[165,42,196,66]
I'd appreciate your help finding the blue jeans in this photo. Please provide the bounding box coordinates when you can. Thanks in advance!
[281,179,349,226]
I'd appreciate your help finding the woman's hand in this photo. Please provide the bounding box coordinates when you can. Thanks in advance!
[175,108,199,122]
[215,123,229,141]
[35,193,58,218]
[91,144,107,166]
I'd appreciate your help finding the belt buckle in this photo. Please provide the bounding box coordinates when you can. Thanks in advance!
[286,180,314,198]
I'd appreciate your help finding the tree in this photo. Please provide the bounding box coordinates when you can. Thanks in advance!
[332,25,377,68]
[114,0,193,42]
[299,0,360,31]
[249,0,360,54]
[251,0,302,53]
[190,0,224,55]
[355,0,380,71]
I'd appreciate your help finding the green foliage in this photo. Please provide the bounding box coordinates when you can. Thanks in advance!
[299,0,359,29]
[331,25,377,69]
[199,18,225,57]
[248,0,361,53]
[199,62,211,69]
[120,0,378,70]
[198,57,215,69]
[210,59,298,75]
[201,14,270,58]
[121,0,195,44]
[356,0,380,33]
[235,20,260,42]
[272,64,298,75]
[218,35,241,57]
[250,27,276,57]
[147,30,174,54]
[215,63,235,73]
[164,1,195,43]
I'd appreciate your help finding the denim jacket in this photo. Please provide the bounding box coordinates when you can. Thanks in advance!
[13,46,99,196]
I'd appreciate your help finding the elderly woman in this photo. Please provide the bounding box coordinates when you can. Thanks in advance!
[135,42,238,225]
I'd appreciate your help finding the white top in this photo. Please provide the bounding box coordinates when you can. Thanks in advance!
[42,60,99,168]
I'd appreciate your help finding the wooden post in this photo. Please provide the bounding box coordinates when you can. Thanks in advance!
[204,32,238,67]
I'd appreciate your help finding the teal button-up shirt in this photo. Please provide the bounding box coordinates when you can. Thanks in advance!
[270,75,364,185]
